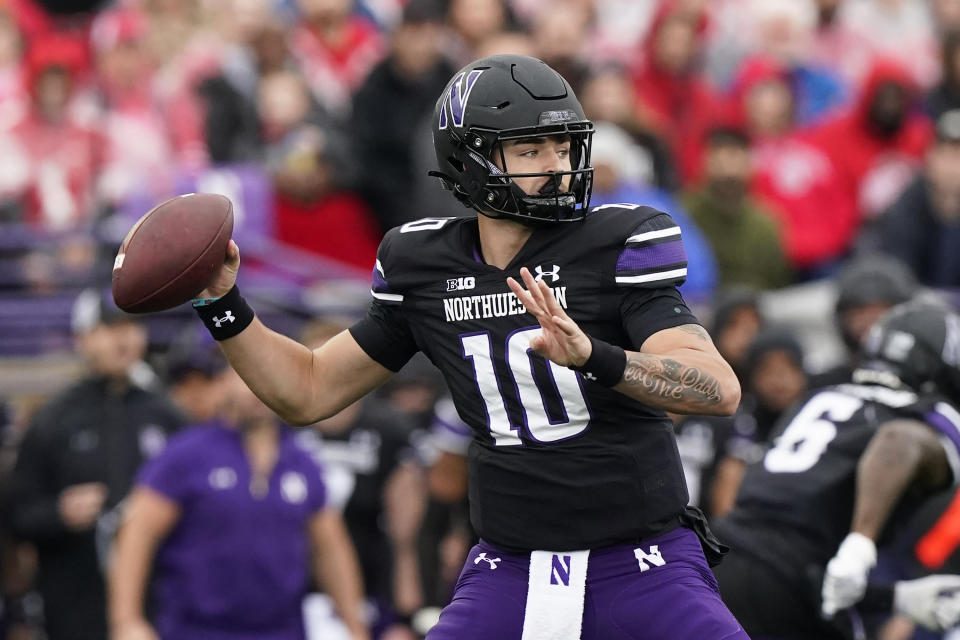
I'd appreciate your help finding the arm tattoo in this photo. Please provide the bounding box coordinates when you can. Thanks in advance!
[676,324,711,343]
[622,354,723,409]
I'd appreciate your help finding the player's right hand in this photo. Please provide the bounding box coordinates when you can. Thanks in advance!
[506,267,592,368]
[199,239,240,299]
[821,532,877,617]
[894,575,960,631]
[58,482,107,531]
[110,618,160,640]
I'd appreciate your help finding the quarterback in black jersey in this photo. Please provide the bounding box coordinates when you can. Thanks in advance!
[193,55,745,639]
[713,302,960,639]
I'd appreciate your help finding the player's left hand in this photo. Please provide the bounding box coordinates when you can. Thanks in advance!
[507,267,592,367]
[894,574,960,631]
[821,532,877,618]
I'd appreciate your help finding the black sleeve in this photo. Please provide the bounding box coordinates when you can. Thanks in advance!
[620,286,700,349]
[349,300,419,372]
[10,410,67,541]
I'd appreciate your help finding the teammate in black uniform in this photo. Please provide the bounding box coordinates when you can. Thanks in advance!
[191,55,745,638]
[713,302,960,639]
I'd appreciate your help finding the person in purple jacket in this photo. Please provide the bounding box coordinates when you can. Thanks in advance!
[107,369,370,640]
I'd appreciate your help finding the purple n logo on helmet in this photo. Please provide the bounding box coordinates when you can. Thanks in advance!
[439,69,484,130]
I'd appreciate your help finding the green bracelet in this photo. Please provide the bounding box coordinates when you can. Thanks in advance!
[191,295,221,308]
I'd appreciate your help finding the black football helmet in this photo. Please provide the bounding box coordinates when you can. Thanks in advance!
[429,54,594,224]
[855,300,960,402]
[834,254,917,350]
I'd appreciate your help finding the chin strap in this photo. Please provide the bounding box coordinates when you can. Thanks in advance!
[428,170,476,209]
[427,169,456,188]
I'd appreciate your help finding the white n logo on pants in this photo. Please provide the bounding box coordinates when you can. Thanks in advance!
[634,545,666,572]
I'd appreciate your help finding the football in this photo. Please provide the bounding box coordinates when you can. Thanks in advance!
[112,193,234,313]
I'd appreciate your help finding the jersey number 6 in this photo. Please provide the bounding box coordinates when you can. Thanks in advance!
[764,391,863,473]
[461,328,591,446]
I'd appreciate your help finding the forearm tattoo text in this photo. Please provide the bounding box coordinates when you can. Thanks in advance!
[622,354,724,408]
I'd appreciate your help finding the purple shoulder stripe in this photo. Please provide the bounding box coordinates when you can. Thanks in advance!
[925,403,960,480]
[372,267,389,292]
[616,239,687,273]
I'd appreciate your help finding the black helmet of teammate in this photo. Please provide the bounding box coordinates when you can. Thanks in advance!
[429,54,594,224]
[835,255,916,314]
[834,255,917,351]
[855,301,960,402]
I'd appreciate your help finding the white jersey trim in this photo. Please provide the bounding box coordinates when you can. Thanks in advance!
[615,267,688,284]
[625,227,681,245]
[371,290,403,302]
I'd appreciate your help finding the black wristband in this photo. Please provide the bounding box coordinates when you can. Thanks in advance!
[194,284,255,340]
[572,336,626,387]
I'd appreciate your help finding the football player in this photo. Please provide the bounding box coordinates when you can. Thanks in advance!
[193,55,745,638]
[713,301,960,638]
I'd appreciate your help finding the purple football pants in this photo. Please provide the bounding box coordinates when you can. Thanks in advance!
[427,526,750,640]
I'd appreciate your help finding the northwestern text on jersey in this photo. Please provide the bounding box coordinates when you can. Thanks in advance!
[443,287,568,323]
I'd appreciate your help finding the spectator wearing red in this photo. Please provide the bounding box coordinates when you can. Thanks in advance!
[6,0,63,44]
[808,58,932,223]
[0,34,103,229]
[90,7,176,209]
[631,0,720,186]
[0,9,26,132]
[290,0,385,117]
[728,56,856,277]
[260,70,379,270]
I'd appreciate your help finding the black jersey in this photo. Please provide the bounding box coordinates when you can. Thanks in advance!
[350,204,699,551]
[720,384,960,579]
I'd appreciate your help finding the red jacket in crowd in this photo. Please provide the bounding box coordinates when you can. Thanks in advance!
[727,56,858,271]
[632,0,720,185]
[808,58,932,220]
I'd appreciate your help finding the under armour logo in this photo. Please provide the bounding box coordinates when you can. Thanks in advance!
[582,372,597,382]
[534,264,561,282]
[474,552,501,570]
[213,311,235,328]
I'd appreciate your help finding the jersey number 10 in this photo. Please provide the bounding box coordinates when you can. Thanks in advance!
[461,328,591,446]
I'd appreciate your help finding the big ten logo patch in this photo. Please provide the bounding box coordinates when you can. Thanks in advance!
[446,276,476,292]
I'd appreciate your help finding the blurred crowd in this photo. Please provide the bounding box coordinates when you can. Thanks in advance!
[4,0,960,288]
[3,0,960,638]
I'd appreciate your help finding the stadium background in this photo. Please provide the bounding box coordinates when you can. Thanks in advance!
[2,0,960,638]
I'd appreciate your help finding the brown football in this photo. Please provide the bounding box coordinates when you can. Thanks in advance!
[112,193,234,313]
